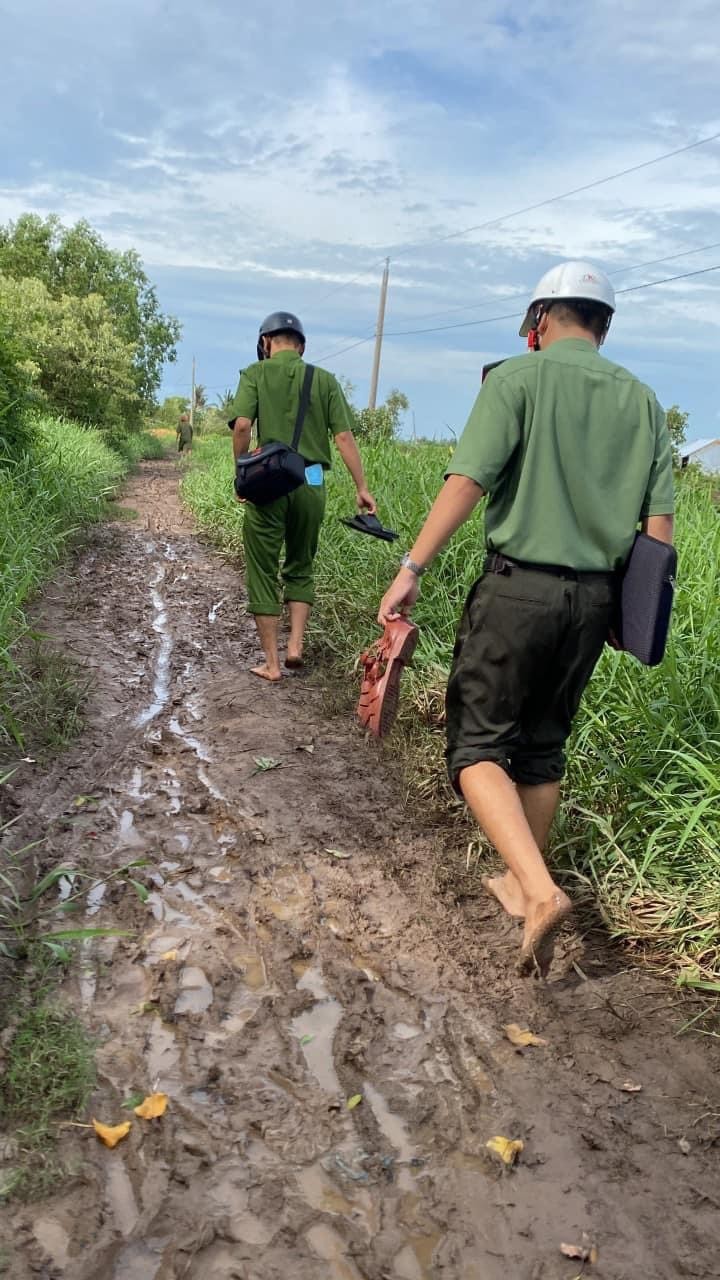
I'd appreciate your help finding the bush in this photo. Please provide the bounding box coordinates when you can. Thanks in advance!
[0,415,127,751]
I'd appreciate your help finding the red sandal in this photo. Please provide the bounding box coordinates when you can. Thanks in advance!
[357,619,419,738]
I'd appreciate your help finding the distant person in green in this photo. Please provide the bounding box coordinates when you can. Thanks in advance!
[176,413,193,453]
[228,311,376,682]
[378,262,675,974]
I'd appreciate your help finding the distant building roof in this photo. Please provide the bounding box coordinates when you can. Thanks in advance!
[682,437,720,457]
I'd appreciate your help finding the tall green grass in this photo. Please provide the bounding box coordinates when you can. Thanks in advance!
[0,415,129,750]
[183,437,720,976]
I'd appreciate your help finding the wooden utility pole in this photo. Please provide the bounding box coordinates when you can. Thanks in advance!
[190,355,196,428]
[368,258,390,410]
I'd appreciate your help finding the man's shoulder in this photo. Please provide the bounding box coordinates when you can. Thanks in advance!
[308,362,339,387]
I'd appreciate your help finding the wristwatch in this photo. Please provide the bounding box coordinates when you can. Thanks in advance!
[400,553,426,576]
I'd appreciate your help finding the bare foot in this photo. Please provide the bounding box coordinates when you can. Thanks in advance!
[482,872,526,919]
[251,664,282,683]
[285,654,304,670]
[517,890,572,976]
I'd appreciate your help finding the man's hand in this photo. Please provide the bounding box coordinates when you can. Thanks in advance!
[378,567,420,625]
[356,486,377,514]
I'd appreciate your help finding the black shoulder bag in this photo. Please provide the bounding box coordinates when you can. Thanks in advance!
[617,531,677,666]
[234,364,315,506]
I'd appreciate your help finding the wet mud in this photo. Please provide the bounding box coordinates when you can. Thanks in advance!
[1,460,719,1279]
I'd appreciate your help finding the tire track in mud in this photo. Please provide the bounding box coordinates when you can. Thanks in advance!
[2,460,719,1280]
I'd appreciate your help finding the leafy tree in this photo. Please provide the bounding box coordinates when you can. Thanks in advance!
[0,310,35,455]
[0,275,139,433]
[154,395,190,427]
[193,384,207,410]
[666,405,689,465]
[215,388,236,415]
[0,214,180,409]
[349,388,409,443]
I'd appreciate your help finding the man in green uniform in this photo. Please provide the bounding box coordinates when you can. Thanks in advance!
[176,413,193,453]
[229,310,376,682]
[378,262,674,972]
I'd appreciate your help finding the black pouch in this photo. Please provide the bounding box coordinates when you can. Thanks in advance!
[234,364,314,506]
[617,532,677,666]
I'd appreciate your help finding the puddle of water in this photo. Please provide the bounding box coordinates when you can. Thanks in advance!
[363,1081,415,1189]
[145,932,184,958]
[173,880,205,907]
[353,955,382,983]
[127,767,151,800]
[112,1241,162,1280]
[291,965,343,1095]
[106,1158,140,1237]
[197,764,226,801]
[118,809,143,847]
[393,1023,422,1041]
[298,1164,355,1216]
[146,892,193,926]
[168,715,212,762]
[208,597,226,623]
[57,874,75,903]
[306,1224,363,1280]
[135,566,173,728]
[34,1216,70,1267]
[297,964,330,1001]
[233,946,267,990]
[147,1017,182,1090]
[394,1237,443,1280]
[87,881,107,917]
[266,887,306,922]
[174,965,213,1015]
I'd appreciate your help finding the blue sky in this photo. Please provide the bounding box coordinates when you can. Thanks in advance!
[2,0,719,442]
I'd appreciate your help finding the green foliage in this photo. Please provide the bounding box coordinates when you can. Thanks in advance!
[666,405,689,463]
[152,395,190,429]
[0,999,95,1200]
[0,415,127,752]
[349,388,410,443]
[0,309,35,456]
[0,213,180,407]
[0,275,140,433]
[183,436,720,976]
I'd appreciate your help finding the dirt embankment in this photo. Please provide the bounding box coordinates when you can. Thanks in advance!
[1,460,718,1280]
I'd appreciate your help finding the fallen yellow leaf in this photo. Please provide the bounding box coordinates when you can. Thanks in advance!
[486,1135,524,1166]
[133,1092,169,1119]
[160,949,178,962]
[93,1119,131,1148]
[504,1023,548,1048]
[347,1094,363,1110]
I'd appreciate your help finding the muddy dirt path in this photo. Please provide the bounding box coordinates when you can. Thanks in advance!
[2,459,719,1280]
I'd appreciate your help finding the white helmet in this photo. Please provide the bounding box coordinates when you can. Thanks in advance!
[519,261,616,337]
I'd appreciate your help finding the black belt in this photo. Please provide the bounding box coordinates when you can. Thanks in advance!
[484,552,615,583]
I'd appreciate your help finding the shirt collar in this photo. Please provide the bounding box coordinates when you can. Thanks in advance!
[270,348,302,361]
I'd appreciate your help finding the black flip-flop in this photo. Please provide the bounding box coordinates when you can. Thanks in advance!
[341,513,398,542]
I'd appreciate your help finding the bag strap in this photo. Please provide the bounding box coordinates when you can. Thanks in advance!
[290,364,315,452]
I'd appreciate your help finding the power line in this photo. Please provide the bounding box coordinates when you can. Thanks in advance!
[381,263,720,337]
[385,130,720,262]
[617,261,720,295]
[303,129,720,317]
[398,239,720,327]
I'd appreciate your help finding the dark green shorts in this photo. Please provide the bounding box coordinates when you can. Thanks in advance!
[446,566,615,790]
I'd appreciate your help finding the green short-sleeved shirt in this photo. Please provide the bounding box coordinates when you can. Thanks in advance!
[228,349,354,468]
[447,338,674,571]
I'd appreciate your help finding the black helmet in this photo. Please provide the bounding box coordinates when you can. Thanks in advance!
[257,311,306,361]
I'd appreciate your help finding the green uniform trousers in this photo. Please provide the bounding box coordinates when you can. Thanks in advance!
[243,481,326,616]
[446,564,616,789]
